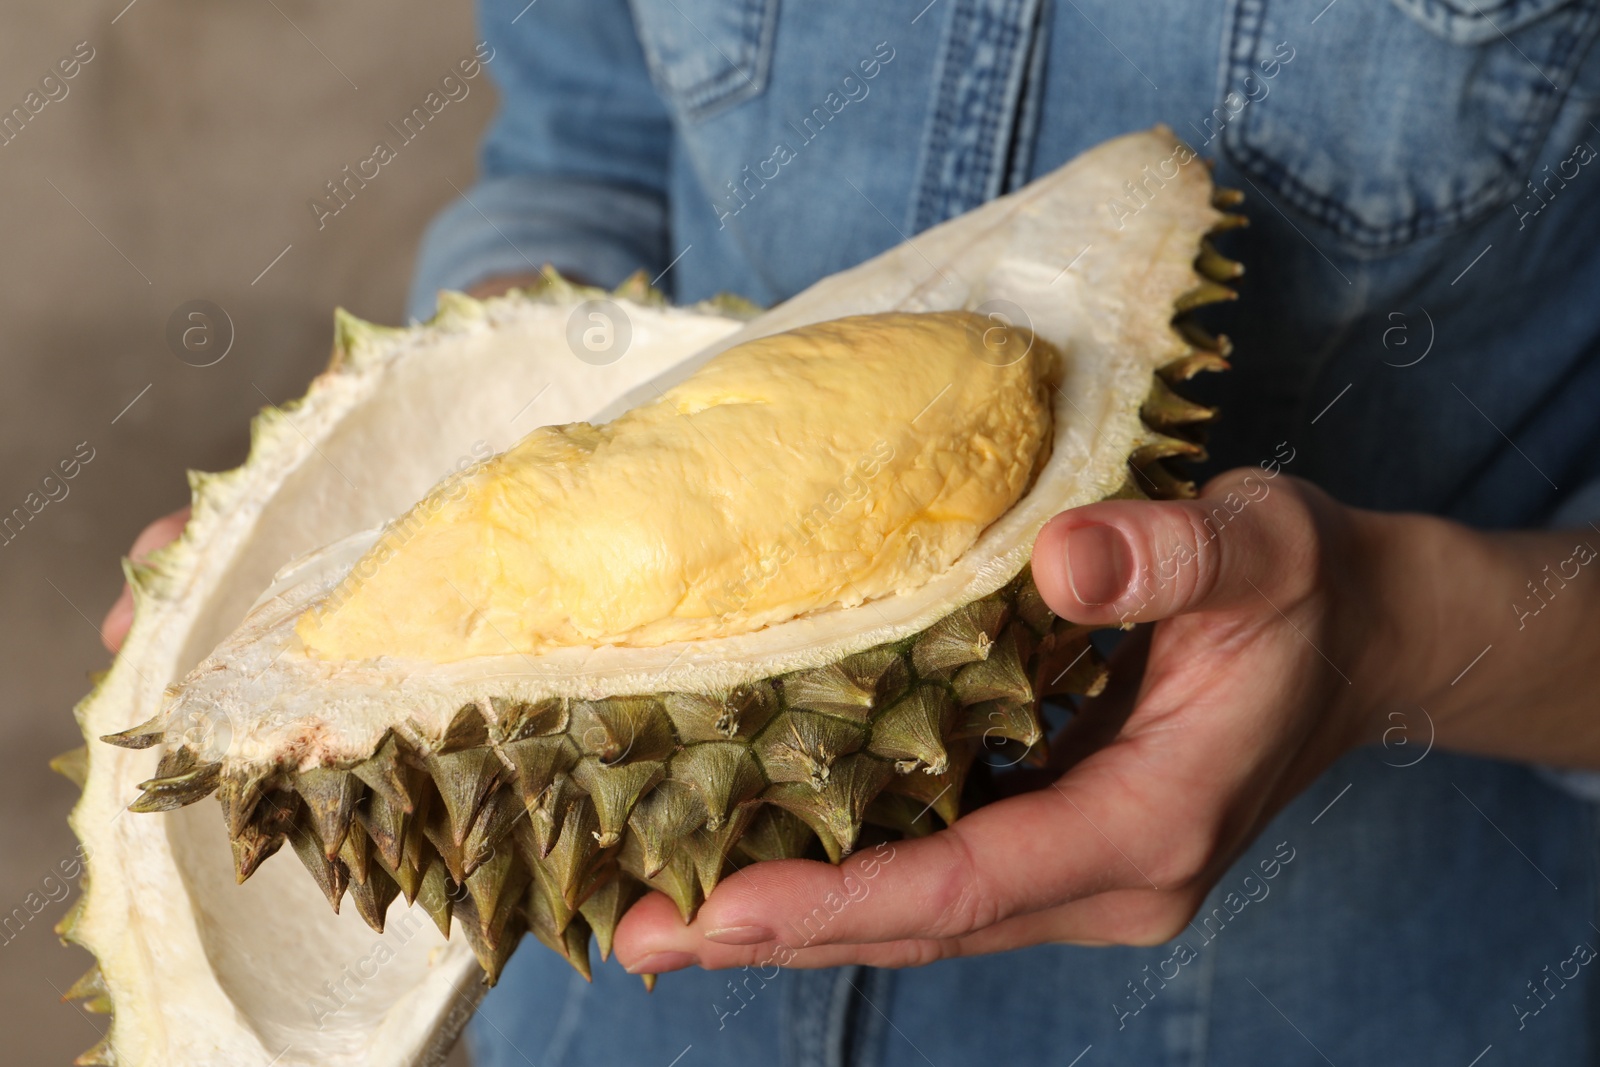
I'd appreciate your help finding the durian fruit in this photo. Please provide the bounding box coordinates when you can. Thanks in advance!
[64,127,1240,1067]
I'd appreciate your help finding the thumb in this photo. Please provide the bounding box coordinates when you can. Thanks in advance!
[102,506,191,653]
[1031,469,1323,625]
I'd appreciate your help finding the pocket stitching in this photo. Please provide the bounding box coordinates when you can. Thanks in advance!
[1222,0,1600,250]
[1396,0,1567,39]
[630,0,779,121]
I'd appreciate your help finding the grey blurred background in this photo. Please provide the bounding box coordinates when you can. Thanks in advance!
[0,1,491,1062]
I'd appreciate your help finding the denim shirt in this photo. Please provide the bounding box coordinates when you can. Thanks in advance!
[412,0,1600,532]
[411,4,1600,1065]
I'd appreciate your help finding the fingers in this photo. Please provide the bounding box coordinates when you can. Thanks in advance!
[101,507,190,653]
[101,592,134,654]
[1032,470,1325,626]
[610,473,1352,976]
[128,507,192,560]
[610,559,1334,974]
[613,745,1223,971]
[618,882,1209,973]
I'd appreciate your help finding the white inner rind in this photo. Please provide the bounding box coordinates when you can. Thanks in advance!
[168,131,1218,772]
[72,127,1219,1067]
[186,346,1117,769]
[71,296,746,1067]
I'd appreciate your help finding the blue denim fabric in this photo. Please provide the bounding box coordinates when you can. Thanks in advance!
[407,1,1600,1063]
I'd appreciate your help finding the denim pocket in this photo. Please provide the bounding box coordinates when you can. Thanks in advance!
[628,0,779,120]
[1220,0,1600,251]
[1391,0,1586,43]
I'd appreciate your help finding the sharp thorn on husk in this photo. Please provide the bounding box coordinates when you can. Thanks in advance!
[294,766,362,859]
[100,713,165,750]
[130,754,222,813]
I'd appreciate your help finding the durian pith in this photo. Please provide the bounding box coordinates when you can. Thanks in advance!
[67,127,1242,1067]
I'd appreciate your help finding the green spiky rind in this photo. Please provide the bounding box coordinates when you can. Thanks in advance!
[1124,184,1242,501]
[63,964,117,1064]
[578,872,647,961]
[609,269,670,308]
[692,292,764,320]
[425,290,492,335]
[66,268,757,1067]
[82,267,729,751]
[73,1036,117,1066]
[106,201,1241,984]
[64,964,110,1005]
[51,746,90,787]
[328,307,411,374]
[441,266,755,330]
[139,568,1094,984]
[85,183,1241,1031]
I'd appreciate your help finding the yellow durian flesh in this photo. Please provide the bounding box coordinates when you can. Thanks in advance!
[297,311,1056,662]
[69,127,1235,1067]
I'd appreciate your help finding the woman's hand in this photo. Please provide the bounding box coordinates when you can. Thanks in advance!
[610,468,1600,974]
[101,507,189,653]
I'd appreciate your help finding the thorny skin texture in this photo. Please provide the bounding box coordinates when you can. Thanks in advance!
[102,470,1600,974]
[610,470,1600,973]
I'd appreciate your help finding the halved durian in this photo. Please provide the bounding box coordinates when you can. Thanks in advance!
[63,127,1240,1067]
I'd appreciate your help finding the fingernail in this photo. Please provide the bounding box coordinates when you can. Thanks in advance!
[705,924,774,946]
[625,951,697,975]
[1064,523,1131,606]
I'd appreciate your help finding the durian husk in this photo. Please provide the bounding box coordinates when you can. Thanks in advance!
[66,126,1240,1067]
